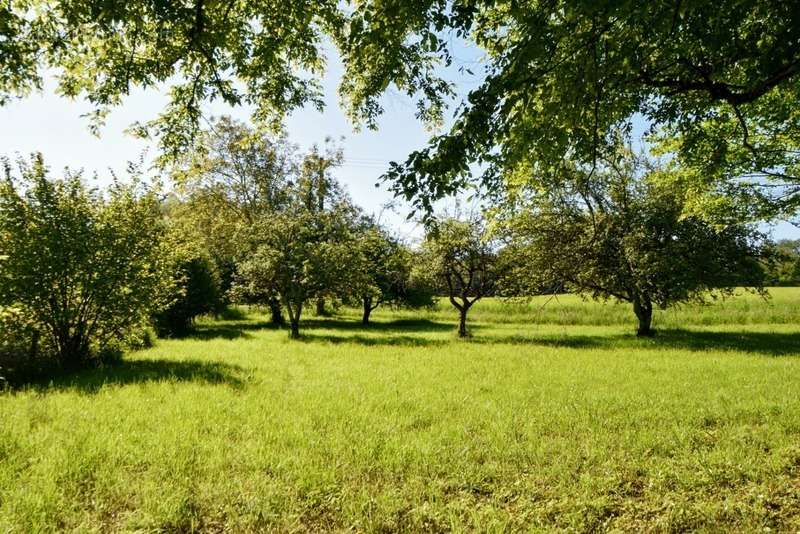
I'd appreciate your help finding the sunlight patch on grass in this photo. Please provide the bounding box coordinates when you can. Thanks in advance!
[2,289,800,531]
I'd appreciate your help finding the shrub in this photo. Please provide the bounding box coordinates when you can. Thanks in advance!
[154,254,223,336]
[0,305,54,384]
[0,155,174,369]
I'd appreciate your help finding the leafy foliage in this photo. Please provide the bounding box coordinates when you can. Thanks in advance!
[352,222,425,324]
[499,150,769,336]
[2,2,798,224]
[0,155,173,366]
[235,207,358,338]
[763,239,800,286]
[343,1,800,217]
[416,217,501,336]
[154,251,223,337]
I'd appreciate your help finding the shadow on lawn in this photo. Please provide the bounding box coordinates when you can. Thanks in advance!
[301,318,454,333]
[169,313,800,356]
[28,358,247,393]
[480,329,800,356]
[298,333,448,347]
[181,320,277,341]
[295,318,454,346]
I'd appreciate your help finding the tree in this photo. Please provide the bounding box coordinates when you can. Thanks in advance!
[169,116,298,322]
[346,1,800,219]
[763,240,800,286]
[4,2,797,220]
[0,155,173,367]
[296,140,345,316]
[499,150,768,336]
[235,206,358,339]
[0,1,446,158]
[416,217,500,337]
[353,223,414,325]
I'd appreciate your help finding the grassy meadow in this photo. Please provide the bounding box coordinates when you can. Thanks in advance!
[2,289,800,532]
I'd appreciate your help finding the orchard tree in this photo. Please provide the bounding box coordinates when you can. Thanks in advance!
[171,116,296,225]
[0,155,173,367]
[353,222,414,325]
[763,240,800,286]
[297,139,345,315]
[169,116,299,322]
[235,206,358,338]
[417,217,501,337]
[499,150,768,336]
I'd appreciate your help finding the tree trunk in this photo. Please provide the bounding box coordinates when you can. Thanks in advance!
[284,299,303,339]
[59,334,87,369]
[315,297,325,316]
[633,294,654,337]
[458,307,469,338]
[362,296,372,325]
[30,330,40,359]
[268,298,284,325]
[289,319,300,339]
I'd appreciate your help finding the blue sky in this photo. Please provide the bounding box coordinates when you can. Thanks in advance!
[0,52,449,241]
[1,46,797,241]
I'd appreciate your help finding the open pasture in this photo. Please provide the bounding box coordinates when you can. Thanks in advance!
[2,289,800,532]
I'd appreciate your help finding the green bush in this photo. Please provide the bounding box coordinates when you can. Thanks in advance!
[154,254,223,336]
[0,155,174,369]
[0,305,53,384]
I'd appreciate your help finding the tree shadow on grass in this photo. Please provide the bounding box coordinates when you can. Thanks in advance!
[297,333,449,347]
[289,317,456,346]
[25,358,248,393]
[302,317,454,333]
[166,316,455,343]
[176,320,278,341]
[474,329,800,356]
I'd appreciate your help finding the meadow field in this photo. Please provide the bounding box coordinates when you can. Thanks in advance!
[2,289,800,532]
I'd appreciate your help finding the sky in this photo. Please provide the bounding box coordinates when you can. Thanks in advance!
[1,45,797,242]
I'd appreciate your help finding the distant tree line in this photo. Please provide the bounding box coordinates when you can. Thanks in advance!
[0,117,781,384]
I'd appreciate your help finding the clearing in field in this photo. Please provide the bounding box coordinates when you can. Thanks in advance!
[2,289,800,531]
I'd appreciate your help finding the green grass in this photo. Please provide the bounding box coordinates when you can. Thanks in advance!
[2,289,800,532]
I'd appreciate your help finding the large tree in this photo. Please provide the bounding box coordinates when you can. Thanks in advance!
[5,2,797,206]
[169,116,298,321]
[0,0,445,158]
[345,1,800,218]
[296,139,345,316]
[499,149,769,336]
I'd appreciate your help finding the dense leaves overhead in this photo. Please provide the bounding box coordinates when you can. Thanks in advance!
[360,0,800,215]
[1,1,798,215]
[1,0,343,154]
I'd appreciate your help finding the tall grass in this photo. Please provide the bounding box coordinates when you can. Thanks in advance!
[382,287,800,328]
[1,289,799,531]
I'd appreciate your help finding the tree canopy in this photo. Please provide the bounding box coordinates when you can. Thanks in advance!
[5,1,798,217]
[354,1,800,217]
[416,216,501,337]
[498,149,769,336]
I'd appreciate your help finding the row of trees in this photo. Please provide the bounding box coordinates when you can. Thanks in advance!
[0,117,777,381]
[166,118,434,339]
[409,146,769,339]
[0,119,439,379]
